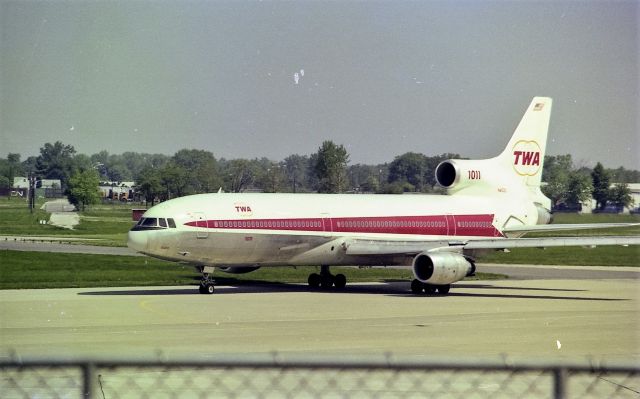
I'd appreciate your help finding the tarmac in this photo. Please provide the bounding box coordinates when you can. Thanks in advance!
[1,277,638,363]
[1,229,638,364]
[1,236,638,278]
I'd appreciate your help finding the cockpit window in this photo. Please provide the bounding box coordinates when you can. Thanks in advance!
[131,217,176,231]
[141,218,158,227]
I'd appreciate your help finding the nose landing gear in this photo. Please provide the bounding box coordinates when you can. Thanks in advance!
[198,266,216,294]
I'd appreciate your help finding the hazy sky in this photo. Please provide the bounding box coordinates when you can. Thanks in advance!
[1,1,638,168]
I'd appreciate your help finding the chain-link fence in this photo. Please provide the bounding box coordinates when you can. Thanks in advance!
[1,356,638,398]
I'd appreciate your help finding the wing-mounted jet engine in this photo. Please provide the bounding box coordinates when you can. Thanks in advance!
[410,251,475,295]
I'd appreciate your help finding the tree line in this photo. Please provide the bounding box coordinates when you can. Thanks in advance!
[542,155,635,211]
[0,141,637,210]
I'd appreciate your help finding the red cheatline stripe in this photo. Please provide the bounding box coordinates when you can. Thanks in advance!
[184,214,502,237]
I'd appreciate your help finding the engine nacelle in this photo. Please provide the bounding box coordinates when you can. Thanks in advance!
[434,160,460,188]
[218,266,261,274]
[434,159,510,195]
[435,159,495,191]
[412,252,473,285]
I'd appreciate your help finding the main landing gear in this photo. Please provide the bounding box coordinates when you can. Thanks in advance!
[411,279,450,295]
[198,266,216,294]
[308,266,347,290]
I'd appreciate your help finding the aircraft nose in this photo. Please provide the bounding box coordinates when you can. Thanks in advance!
[127,231,148,252]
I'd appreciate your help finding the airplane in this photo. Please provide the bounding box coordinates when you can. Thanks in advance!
[127,97,640,295]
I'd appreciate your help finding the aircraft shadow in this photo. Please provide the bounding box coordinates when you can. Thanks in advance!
[78,281,624,301]
[458,284,587,292]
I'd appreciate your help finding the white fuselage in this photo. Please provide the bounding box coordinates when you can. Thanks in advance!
[128,192,539,268]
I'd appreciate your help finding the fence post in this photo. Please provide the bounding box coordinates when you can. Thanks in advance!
[553,367,567,399]
[82,362,96,399]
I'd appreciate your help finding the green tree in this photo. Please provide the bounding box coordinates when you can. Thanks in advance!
[35,142,77,188]
[159,161,188,200]
[136,166,162,205]
[388,152,427,191]
[348,164,381,193]
[565,171,593,208]
[6,153,23,184]
[314,141,349,193]
[72,154,93,174]
[90,150,110,179]
[22,156,38,177]
[283,154,310,193]
[0,175,10,189]
[223,159,257,193]
[67,169,100,211]
[107,162,132,182]
[610,183,634,210]
[90,151,132,181]
[591,162,611,210]
[126,152,169,180]
[172,149,222,194]
[256,161,286,193]
[541,155,573,206]
[608,166,640,183]
[380,180,415,194]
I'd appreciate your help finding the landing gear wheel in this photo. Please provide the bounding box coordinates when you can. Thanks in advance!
[436,284,450,295]
[199,283,215,294]
[198,267,216,295]
[309,267,348,290]
[334,274,347,289]
[308,273,321,288]
[424,284,437,295]
[321,273,335,289]
[411,279,424,294]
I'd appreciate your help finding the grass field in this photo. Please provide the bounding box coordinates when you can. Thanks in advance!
[476,213,640,266]
[476,246,639,266]
[0,250,504,290]
[0,198,136,246]
[1,196,638,266]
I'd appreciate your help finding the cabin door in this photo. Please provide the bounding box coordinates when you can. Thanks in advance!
[193,212,208,239]
[321,213,332,235]
[445,214,456,236]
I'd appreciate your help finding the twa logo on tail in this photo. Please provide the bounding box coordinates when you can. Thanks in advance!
[512,140,541,176]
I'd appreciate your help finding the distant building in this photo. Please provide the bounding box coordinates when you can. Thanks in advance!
[544,181,639,214]
[99,181,136,201]
[12,177,29,189]
[583,183,640,214]
[9,177,63,198]
[628,184,640,212]
[37,179,61,189]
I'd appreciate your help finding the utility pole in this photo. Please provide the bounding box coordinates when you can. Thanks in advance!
[28,175,36,213]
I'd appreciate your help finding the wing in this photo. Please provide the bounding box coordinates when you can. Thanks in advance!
[462,235,640,250]
[502,223,639,235]
[344,235,640,256]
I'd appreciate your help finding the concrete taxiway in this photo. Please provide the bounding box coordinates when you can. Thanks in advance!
[1,277,638,363]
